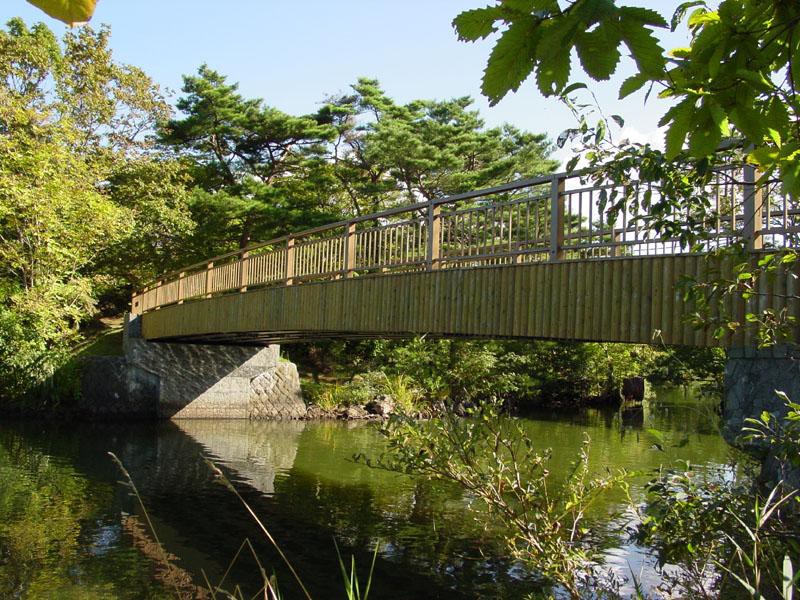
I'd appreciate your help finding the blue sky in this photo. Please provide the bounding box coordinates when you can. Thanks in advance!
[5,1,690,166]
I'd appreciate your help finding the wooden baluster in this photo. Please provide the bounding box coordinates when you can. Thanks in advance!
[344,223,357,277]
[154,280,163,310]
[549,175,565,261]
[427,203,441,270]
[286,237,295,285]
[743,165,764,251]
[205,262,214,298]
[239,251,249,292]
[131,293,141,315]
[177,271,186,304]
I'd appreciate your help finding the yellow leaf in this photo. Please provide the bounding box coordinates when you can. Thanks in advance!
[26,0,97,25]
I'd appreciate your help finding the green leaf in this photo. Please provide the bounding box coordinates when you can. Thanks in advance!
[775,390,791,404]
[662,99,693,159]
[535,21,572,95]
[575,21,621,80]
[619,17,666,77]
[501,0,537,13]
[595,118,607,144]
[671,1,706,31]
[452,7,501,42]
[729,104,765,140]
[618,6,668,27]
[26,0,97,24]
[687,102,721,157]
[618,73,650,99]
[688,8,720,29]
[565,155,580,172]
[481,19,540,105]
[561,82,587,95]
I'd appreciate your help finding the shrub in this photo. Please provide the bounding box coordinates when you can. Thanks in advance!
[363,399,627,597]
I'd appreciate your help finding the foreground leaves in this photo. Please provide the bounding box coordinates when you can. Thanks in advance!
[26,0,97,25]
[454,0,800,195]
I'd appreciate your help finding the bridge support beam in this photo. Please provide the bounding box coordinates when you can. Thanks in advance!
[80,315,306,420]
[724,345,800,488]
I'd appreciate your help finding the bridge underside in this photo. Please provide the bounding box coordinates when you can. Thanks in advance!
[141,255,798,349]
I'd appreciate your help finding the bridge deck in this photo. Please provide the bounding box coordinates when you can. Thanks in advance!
[140,254,797,348]
[134,167,799,348]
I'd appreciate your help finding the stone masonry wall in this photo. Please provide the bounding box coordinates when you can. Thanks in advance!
[78,315,306,420]
[724,345,800,488]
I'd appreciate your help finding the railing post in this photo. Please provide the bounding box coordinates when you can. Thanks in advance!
[743,165,763,251]
[239,251,250,292]
[549,175,565,261]
[344,223,357,278]
[177,271,186,304]
[131,293,141,315]
[205,262,214,298]
[427,202,441,270]
[286,236,295,285]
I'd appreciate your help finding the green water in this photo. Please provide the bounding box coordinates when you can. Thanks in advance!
[0,387,737,599]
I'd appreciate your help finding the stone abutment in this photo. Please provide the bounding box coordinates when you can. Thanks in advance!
[79,314,305,419]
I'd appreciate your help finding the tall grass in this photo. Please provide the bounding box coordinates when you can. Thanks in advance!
[376,373,422,413]
[305,371,424,413]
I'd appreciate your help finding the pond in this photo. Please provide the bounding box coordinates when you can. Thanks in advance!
[0,386,738,599]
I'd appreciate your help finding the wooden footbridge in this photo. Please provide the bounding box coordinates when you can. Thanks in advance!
[132,166,798,348]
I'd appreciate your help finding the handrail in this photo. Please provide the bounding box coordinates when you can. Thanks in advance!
[132,164,795,315]
[138,170,588,285]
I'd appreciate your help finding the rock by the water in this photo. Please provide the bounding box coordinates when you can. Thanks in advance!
[304,405,336,420]
[365,395,394,416]
[339,405,369,420]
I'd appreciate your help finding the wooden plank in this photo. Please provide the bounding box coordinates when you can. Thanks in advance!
[661,257,674,345]
[620,258,632,342]
[453,269,464,336]
[650,257,663,345]
[671,256,684,346]
[512,266,523,337]
[535,262,546,337]
[574,261,585,340]
[557,263,568,339]
[597,260,610,342]
[606,260,625,342]
[589,260,601,341]
[691,256,706,347]
[546,263,557,338]
[630,259,641,344]
[564,262,578,339]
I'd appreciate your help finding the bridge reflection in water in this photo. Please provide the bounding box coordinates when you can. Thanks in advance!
[133,166,799,348]
[174,420,306,495]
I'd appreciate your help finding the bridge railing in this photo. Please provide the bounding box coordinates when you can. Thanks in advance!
[132,165,796,314]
